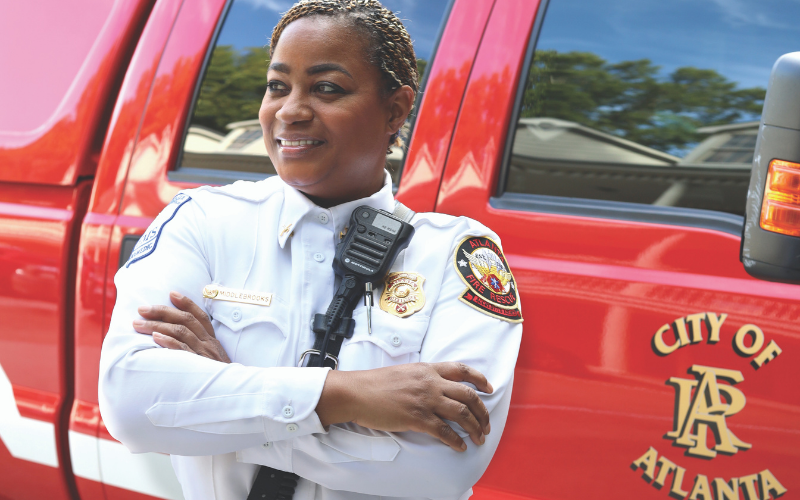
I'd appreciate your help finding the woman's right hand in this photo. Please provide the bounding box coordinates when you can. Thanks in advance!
[316,362,493,452]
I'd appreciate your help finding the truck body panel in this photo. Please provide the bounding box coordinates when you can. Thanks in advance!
[0,0,797,498]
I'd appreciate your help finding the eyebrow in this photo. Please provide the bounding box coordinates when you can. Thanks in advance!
[268,62,353,79]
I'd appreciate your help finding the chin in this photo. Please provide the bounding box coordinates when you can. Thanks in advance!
[274,161,332,190]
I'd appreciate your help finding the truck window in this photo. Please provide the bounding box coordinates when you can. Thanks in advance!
[500,0,800,225]
[174,0,450,186]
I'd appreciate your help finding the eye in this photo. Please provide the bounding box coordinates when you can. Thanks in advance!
[267,80,288,92]
[316,82,343,94]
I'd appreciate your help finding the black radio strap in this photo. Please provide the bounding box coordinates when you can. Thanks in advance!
[247,202,415,500]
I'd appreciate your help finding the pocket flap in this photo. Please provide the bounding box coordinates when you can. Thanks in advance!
[210,298,288,334]
[346,306,428,357]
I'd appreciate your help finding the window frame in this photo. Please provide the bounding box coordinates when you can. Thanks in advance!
[492,0,745,237]
[169,0,456,188]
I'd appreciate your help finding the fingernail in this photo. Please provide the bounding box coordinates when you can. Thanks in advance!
[488,383,494,393]
[460,442,467,451]
[480,434,485,444]
[171,291,184,299]
[132,319,145,327]
[138,306,151,313]
[485,422,491,435]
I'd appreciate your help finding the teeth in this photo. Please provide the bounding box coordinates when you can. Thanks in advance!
[280,139,321,146]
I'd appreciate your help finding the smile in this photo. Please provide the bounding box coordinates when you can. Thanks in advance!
[278,139,324,146]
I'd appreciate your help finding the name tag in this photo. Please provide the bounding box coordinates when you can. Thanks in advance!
[202,284,273,306]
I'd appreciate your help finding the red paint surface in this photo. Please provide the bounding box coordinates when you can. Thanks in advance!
[0,0,155,186]
[0,180,91,499]
[432,1,800,498]
[395,0,494,213]
[1,0,797,497]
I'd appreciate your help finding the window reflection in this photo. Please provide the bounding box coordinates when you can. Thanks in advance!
[507,0,800,216]
[178,0,449,185]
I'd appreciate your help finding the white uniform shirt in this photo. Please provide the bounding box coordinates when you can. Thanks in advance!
[99,172,523,500]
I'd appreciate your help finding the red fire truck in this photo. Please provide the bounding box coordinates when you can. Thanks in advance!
[1,0,798,499]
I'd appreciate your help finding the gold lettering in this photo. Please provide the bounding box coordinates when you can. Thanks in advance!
[706,312,727,343]
[654,324,681,355]
[672,466,690,498]
[666,377,697,439]
[739,474,760,500]
[759,470,787,500]
[687,313,707,343]
[675,317,691,346]
[669,365,751,458]
[714,478,740,500]
[690,474,713,500]
[752,341,782,369]
[654,456,677,488]
[631,447,659,481]
[734,324,764,356]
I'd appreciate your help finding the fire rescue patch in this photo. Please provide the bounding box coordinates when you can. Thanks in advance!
[126,193,192,267]
[454,236,522,323]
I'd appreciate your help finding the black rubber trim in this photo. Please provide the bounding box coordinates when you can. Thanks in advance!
[490,193,744,236]
[495,0,550,197]
[119,234,142,269]
[396,0,456,184]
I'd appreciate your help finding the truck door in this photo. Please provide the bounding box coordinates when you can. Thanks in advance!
[78,0,458,499]
[436,1,800,499]
[0,1,154,499]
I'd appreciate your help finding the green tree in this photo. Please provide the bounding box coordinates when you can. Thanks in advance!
[521,50,766,155]
[191,45,269,133]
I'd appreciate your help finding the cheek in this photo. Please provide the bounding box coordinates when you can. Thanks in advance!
[259,104,276,155]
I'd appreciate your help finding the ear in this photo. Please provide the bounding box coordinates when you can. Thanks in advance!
[385,85,415,135]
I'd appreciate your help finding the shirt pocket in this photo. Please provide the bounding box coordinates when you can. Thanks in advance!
[209,298,290,366]
[337,306,429,370]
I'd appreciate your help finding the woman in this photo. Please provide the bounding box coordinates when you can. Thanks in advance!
[99,1,523,499]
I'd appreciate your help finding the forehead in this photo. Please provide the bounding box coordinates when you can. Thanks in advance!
[272,16,371,69]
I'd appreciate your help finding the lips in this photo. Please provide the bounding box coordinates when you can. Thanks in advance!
[278,139,323,146]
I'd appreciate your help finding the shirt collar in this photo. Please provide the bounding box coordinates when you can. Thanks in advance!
[278,170,395,248]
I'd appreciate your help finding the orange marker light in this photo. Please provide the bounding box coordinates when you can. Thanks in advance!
[760,159,800,237]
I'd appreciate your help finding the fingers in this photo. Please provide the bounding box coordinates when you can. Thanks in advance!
[424,416,467,452]
[169,291,215,338]
[137,303,210,341]
[152,331,195,354]
[137,320,197,347]
[433,362,493,394]
[436,399,485,446]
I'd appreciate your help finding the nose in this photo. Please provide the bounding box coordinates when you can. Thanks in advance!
[275,89,313,124]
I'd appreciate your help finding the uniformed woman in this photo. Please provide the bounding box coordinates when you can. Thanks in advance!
[99,1,523,499]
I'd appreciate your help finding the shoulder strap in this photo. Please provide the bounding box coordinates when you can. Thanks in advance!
[392,200,416,222]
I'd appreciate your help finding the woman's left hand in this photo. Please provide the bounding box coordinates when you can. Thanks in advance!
[132,291,231,363]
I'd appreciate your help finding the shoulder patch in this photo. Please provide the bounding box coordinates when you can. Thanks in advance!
[454,236,522,323]
[126,194,192,268]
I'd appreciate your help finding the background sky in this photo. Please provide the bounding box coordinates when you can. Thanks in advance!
[536,0,800,90]
[216,0,450,61]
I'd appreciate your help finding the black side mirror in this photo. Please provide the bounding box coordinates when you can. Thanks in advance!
[741,52,800,284]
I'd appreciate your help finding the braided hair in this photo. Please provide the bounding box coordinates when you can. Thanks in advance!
[270,0,418,148]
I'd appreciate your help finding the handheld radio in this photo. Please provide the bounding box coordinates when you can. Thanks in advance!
[305,205,414,368]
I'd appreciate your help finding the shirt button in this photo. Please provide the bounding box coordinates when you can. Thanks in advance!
[391,335,402,347]
[317,213,329,224]
[286,423,299,433]
[282,405,294,418]
[313,252,325,262]
[232,309,242,322]
[262,442,272,449]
